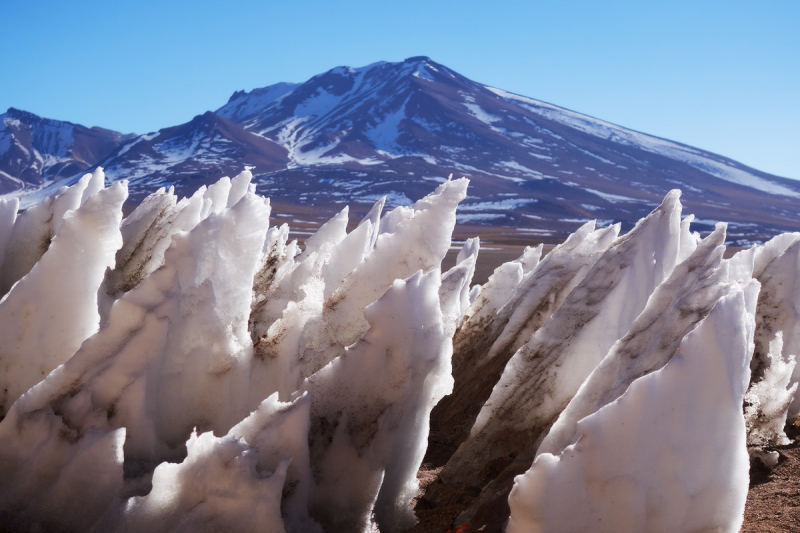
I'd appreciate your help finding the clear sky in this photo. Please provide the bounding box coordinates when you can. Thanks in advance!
[1,0,798,179]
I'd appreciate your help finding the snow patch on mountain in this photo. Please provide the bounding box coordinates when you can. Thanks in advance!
[357,191,412,207]
[457,213,505,223]
[365,97,409,154]
[217,82,300,123]
[412,63,436,81]
[114,132,160,158]
[464,103,501,126]
[459,198,537,211]
[585,188,641,203]
[495,160,543,178]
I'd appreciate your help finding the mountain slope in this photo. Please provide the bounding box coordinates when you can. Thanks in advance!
[2,57,798,242]
[0,108,133,197]
[216,56,800,242]
[216,82,300,124]
[100,111,289,199]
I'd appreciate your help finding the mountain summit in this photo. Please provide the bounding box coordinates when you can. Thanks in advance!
[2,57,799,241]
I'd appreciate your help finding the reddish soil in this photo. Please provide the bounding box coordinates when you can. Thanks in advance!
[743,420,800,532]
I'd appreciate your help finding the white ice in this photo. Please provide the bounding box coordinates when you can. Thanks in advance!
[508,280,758,533]
[0,179,126,415]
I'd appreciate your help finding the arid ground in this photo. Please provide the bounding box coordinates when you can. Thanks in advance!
[742,421,800,532]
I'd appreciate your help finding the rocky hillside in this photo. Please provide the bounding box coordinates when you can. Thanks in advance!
[3,57,799,243]
[0,108,133,198]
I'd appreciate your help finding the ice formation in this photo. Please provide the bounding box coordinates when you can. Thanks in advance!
[433,191,689,519]
[0,175,126,415]
[744,332,798,468]
[440,237,479,336]
[508,281,758,533]
[536,223,730,458]
[299,270,452,532]
[0,198,19,275]
[96,393,313,533]
[431,220,619,452]
[247,178,467,402]
[0,168,105,296]
[98,181,207,320]
[0,173,468,532]
[107,430,288,533]
[751,233,800,416]
[0,171,796,533]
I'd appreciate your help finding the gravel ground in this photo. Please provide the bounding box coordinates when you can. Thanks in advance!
[743,420,800,532]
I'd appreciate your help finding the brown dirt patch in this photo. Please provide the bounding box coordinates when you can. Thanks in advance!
[743,420,800,532]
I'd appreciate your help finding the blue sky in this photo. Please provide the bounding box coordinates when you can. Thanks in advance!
[1,0,798,179]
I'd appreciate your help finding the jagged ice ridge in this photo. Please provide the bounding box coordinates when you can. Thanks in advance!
[0,168,796,532]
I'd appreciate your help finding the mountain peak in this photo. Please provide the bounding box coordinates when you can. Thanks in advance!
[404,55,433,64]
[4,58,800,245]
[226,90,247,104]
[5,107,41,122]
[216,82,300,124]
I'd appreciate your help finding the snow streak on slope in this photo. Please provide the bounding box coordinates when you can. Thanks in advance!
[486,87,800,199]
